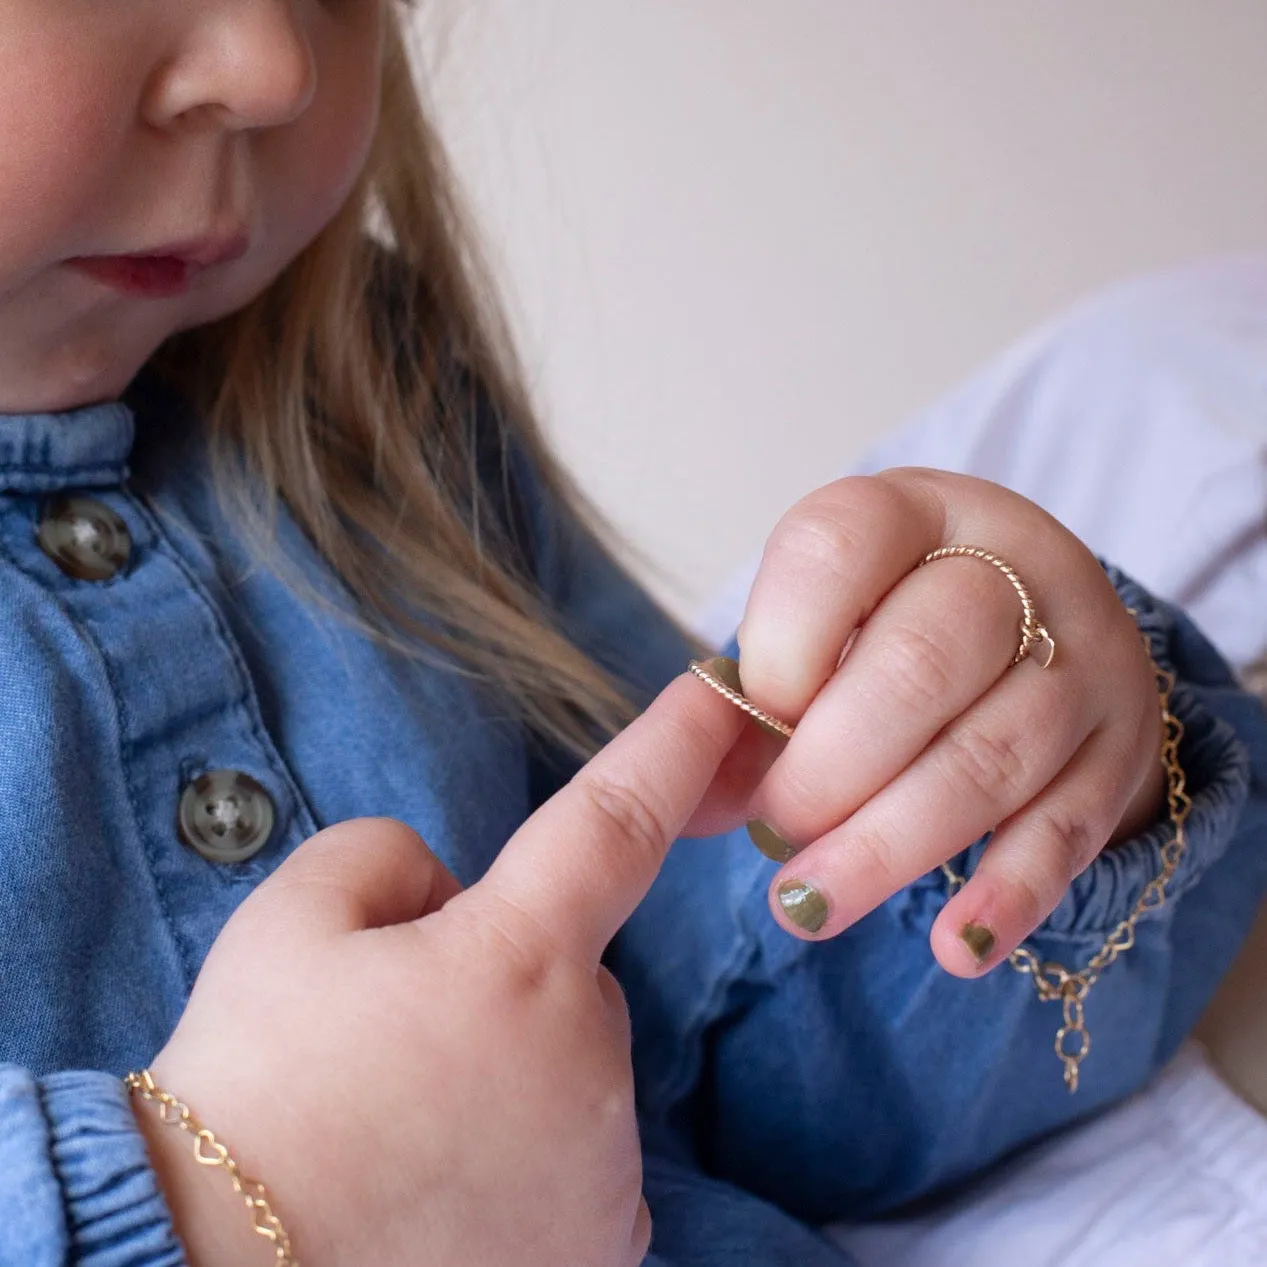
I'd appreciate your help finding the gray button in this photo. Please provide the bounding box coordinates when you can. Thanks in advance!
[178,770,276,864]
[37,496,132,581]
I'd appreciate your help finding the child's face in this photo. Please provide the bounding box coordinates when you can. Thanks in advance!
[0,0,385,414]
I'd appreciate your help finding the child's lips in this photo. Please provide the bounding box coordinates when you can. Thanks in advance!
[66,233,250,300]
[68,254,196,299]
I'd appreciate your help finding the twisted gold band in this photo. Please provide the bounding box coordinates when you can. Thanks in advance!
[687,658,795,738]
[918,545,1056,668]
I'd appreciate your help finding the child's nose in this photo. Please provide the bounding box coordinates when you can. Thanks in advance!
[144,1,318,133]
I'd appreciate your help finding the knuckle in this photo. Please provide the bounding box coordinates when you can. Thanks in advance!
[581,775,669,869]
[766,756,827,828]
[942,725,1029,805]
[828,472,914,527]
[1037,802,1104,875]
[766,509,867,587]
[998,802,1105,938]
[467,899,561,992]
[359,814,431,863]
[668,702,727,766]
[845,824,907,895]
[882,621,961,715]
[1006,866,1054,933]
[298,815,430,875]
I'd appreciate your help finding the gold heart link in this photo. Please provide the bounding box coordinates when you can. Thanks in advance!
[193,1130,229,1166]
[247,1195,280,1241]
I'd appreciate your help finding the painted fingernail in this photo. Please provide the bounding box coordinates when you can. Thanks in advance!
[747,819,797,863]
[692,655,789,740]
[777,880,829,934]
[960,922,997,965]
[706,655,743,692]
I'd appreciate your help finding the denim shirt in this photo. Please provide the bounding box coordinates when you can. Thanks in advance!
[1,374,1265,1267]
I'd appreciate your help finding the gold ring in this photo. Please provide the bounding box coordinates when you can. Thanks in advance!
[687,658,795,738]
[918,545,1056,668]
[689,545,1053,737]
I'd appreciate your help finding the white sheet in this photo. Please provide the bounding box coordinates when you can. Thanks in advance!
[830,1043,1267,1267]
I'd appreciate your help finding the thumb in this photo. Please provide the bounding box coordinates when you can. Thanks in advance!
[466,671,746,966]
[239,816,463,939]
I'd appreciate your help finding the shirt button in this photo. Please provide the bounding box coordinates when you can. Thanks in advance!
[178,770,276,865]
[36,496,132,581]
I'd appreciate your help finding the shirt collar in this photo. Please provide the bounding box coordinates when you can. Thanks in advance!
[0,400,135,494]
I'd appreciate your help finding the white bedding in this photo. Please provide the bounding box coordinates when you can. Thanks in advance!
[829,1042,1267,1267]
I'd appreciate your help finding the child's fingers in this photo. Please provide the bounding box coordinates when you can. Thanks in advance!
[764,663,1095,939]
[747,553,1039,849]
[737,475,938,723]
[680,720,786,839]
[468,673,746,968]
[929,729,1151,977]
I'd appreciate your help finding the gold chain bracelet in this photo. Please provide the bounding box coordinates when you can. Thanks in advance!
[940,635,1191,1092]
[125,1069,297,1265]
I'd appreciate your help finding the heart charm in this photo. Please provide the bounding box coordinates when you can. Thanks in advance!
[1029,628,1056,669]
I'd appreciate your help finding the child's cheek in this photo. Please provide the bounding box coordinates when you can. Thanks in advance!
[0,32,128,276]
[259,36,383,262]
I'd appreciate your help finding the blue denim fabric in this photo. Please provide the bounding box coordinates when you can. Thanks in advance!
[1,374,1265,1265]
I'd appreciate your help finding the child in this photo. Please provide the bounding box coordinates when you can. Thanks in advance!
[0,5,1263,1266]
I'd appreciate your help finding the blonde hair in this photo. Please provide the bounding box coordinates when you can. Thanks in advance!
[158,5,647,760]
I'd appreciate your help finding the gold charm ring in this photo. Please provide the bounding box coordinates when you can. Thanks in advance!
[918,545,1056,668]
[688,544,1054,743]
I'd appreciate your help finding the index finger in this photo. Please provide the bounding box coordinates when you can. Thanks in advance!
[473,669,746,966]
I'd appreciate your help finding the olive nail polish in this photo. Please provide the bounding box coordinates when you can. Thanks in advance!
[747,820,797,864]
[706,656,743,693]
[777,880,828,934]
[960,922,996,965]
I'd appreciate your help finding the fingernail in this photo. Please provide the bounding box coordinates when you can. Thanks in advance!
[777,880,829,934]
[960,922,996,965]
[705,656,743,693]
[747,819,797,863]
[693,656,788,740]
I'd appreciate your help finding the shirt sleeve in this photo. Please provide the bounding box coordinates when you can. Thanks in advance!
[527,484,1267,1225]
[0,1065,184,1266]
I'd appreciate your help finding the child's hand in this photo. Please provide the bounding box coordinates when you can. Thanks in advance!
[692,468,1164,973]
[136,675,747,1267]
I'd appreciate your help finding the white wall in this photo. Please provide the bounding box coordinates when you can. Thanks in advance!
[414,1,1267,625]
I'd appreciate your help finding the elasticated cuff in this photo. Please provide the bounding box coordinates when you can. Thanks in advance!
[0,1065,185,1267]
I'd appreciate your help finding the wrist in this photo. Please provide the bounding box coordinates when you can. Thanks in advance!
[129,1072,280,1267]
